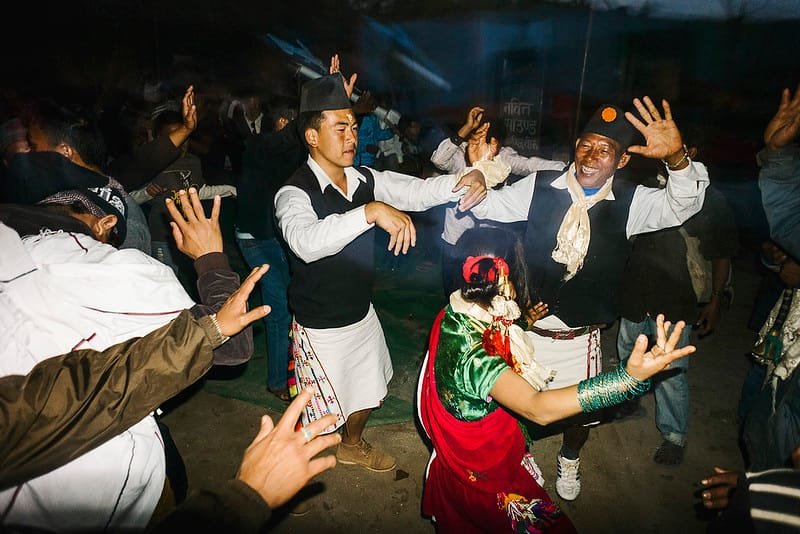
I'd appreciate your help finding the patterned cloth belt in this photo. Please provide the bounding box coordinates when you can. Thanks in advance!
[529,323,600,340]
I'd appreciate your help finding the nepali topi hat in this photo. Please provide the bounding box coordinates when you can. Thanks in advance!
[580,104,638,151]
[299,74,352,114]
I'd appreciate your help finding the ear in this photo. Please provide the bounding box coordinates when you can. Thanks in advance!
[92,214,118,243]
[616,153,631,169]
[57,143,75,161]
[304,128,319,148]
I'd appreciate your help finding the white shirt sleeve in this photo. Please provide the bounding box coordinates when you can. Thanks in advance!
[430,138,467,173]
[496,147,566,176]
[372,168,463,211]
[625,160,710,238]
[470,173,536,223]
[274,185,373,263]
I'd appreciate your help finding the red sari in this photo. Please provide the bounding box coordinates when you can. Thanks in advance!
[418,310,576,533]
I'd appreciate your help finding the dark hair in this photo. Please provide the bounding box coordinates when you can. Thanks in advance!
[42,201,91,216]
[455,227,529,311]
[40,201,123,247]
[33,100,107,168]
[297,110,325,146]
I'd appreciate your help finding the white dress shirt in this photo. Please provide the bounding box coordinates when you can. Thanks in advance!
[430,137,567,245]
[275,156,466,263]
[470,160,711,238]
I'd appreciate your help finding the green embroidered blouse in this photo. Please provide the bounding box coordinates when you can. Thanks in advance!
[434,305,512,421]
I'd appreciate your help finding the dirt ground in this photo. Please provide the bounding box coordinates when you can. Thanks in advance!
[161,252,764,533]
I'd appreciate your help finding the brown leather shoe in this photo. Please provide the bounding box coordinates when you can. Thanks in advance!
[336,438,396,472]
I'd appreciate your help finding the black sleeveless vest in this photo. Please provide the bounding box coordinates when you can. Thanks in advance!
[524,172,637,327]
[283,164,376,328]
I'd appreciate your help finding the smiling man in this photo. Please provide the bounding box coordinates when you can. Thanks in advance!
[470,97,710,501]
[274,72,487,474]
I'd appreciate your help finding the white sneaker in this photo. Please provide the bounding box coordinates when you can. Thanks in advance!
[555,454,581,501]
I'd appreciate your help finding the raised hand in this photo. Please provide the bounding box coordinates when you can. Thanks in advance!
[215,265,271,337]
[624,314,695,381]
[625,97,684,162]
[364,201,417,256]
[165,187,223,260]
[329,53,357,98]
[182,85,197,132]
[453,169,488,212]
[167,85,197,149]
[466,123,498,164]
[458,106,485,139]
[764,84,800,150]
[236,389,341,509]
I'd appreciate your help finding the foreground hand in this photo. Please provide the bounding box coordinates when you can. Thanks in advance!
[625,96,684,161]
[453,169,487,211]
[764,84,800,150]
[700,467,739,510]
[365,201,416,256]
[215,265,271,337]
[329,53,357,98]
[625,314,695,381]
[237,389,341,509]
[166,188,223,260]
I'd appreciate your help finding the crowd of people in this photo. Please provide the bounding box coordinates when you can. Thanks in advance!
[0,49,798,532]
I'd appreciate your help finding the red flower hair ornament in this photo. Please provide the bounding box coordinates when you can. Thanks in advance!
[461,255,521,366]
[462,255,510,285]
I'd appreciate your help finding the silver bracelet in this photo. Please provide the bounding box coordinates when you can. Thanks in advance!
[662,144,689,170]
[209,313,230,344]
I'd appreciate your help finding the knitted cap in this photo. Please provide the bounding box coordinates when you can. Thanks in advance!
[38,186,127,244]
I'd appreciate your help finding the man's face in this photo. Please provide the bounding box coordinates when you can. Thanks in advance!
[309,108,358,169]
[573,133,629,188]
[244,97,261,120]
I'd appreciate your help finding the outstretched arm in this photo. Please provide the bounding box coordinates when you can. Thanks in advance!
[0,274,269,491]
[759,84,800,259]
[166,187,254,365]
[491,314,694,426]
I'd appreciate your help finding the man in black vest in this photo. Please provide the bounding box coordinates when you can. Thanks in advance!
[275,72,487,473]
[470,97,710,500]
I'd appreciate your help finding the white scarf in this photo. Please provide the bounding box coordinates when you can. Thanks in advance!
[551,163,614,281]
[449,291,556,391]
